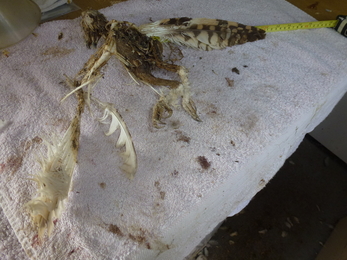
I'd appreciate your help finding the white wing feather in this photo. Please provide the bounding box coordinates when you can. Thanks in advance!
[95,98,137,179]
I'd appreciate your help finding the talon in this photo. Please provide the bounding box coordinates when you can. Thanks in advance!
[152,99,173,128]
[182,98,201,122]
[153,119,165,129]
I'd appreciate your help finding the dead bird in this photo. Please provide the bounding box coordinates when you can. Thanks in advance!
[81,10,266,128]
[25,9,265,238]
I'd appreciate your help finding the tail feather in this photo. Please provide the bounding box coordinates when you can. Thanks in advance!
[139,17,266,51]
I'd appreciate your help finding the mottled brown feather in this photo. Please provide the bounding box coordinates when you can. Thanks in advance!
[81,10,108,48]
[139,17,266,50]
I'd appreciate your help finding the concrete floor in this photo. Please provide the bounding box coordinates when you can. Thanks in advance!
[195,135,347,260]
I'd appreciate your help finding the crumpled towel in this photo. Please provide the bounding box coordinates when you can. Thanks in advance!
[1,0,347,259]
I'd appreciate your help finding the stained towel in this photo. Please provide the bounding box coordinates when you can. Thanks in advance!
[1,0,347,259]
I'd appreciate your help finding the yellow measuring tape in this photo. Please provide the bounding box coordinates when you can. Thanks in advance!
[255,20,338,32]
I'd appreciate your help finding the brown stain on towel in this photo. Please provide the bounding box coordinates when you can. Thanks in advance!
[174,130,191,144]
[31,234,41,248]
[231,67,240,74]
[205,103,219,118]
[3,155,23,175]
[106,223,171,251]
[154,181,166,200]
[197,156,211,170]
[1,136,42,175]
[225,77,234,88]
[67,248,80,257]
[169,119,182,129]
[127,227,171,251]
[171,169,179,176]
[238,114,259,134]
[108,224,124,237]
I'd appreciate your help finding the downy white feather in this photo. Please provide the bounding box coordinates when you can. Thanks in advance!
[26,118,78,238]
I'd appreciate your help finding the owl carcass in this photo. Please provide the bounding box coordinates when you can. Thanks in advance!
[81,10,266,127]
[25,10,265,238]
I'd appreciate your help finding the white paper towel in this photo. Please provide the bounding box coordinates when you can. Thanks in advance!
[1,0,347,259]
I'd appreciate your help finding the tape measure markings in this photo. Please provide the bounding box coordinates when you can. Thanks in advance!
[256,20,338,32]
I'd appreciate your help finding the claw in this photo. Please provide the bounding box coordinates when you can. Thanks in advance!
[152,98,173,128]
[182,98,201,122]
